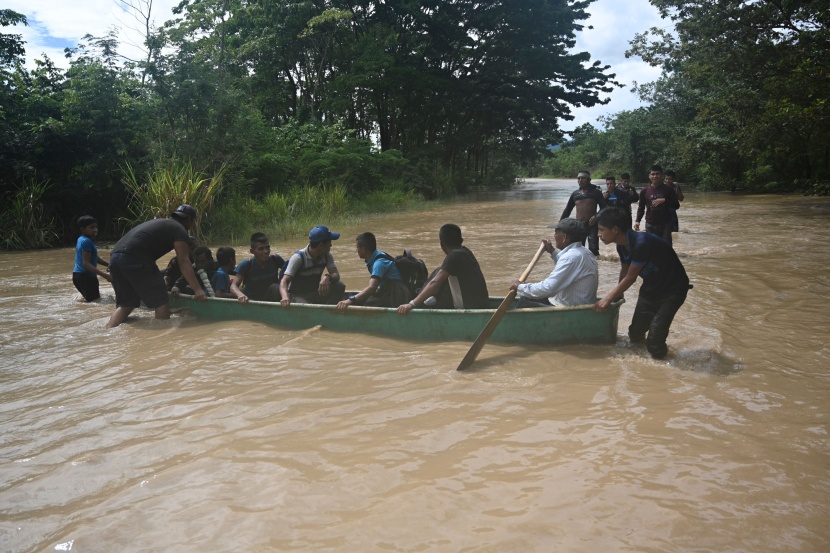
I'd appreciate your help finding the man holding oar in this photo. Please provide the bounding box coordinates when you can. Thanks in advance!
[510,218,598,307]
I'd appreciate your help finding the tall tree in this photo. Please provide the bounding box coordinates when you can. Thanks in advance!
[628,0,830,189]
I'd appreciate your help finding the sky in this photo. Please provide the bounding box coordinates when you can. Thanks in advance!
[6,0,670,133]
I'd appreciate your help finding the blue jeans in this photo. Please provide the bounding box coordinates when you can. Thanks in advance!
[628,289,688,359]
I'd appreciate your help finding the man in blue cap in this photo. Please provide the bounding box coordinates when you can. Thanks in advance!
[279,225,346,306]
[105,204,206,328]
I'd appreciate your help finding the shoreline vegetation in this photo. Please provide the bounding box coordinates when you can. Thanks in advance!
[2,2,827,251]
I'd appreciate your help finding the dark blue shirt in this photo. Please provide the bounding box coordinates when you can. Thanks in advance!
[618,230,689,299]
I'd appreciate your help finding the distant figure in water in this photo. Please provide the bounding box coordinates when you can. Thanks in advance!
[72,215,110,302]
[664,169,685,235]
[635,164,680,247]
[105,205,206,328]
[560,170,606,257]
[594,207,691,359]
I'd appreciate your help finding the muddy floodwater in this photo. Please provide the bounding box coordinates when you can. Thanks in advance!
[1,179,829,552]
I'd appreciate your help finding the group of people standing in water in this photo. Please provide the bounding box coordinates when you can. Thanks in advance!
[72,164,690,359]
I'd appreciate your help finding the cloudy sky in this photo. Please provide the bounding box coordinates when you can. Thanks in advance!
[6,0,670,132]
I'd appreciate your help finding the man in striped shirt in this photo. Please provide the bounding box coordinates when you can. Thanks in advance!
[510,218,599,307]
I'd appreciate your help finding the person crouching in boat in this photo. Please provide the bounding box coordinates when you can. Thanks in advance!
[509,217,598,308]
[280,226,346,307]
[397,223,489,314]
[336,232,411,311]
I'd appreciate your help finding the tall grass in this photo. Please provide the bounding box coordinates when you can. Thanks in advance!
[123,160,226,241]
[0,180,58,250]
[206,183,414,244]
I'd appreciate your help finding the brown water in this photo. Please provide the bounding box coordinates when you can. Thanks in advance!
[1,179,829,552]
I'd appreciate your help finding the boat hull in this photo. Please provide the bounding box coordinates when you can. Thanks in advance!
[169,295,622,346]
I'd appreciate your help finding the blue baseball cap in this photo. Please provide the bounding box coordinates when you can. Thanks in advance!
[309,225,340,242]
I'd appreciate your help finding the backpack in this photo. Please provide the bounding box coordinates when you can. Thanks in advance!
[242,254,286,285]
[379,249,429,299]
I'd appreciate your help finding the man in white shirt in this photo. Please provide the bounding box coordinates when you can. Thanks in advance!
[509,218,599,307]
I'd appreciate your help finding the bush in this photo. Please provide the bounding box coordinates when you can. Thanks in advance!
[0,180,58,250]
[122,160,226,241]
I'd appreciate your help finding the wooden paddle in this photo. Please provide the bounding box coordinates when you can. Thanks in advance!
[456,242,547,371]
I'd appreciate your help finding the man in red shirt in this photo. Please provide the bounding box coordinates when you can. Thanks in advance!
[634,165,680,246]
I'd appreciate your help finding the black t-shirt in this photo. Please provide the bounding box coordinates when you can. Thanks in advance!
[618,230,689,299]
[112,218,190,261]
[440,246,489,309]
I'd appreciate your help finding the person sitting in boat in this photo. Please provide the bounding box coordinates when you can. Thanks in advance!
[397,223,489,314]
[279,226,346,306]
[231,233,285,303]
[171,246,216,297]
[210,246,237,299]
[163,235,198,291]
[509,218,598,308]
[336,232,411,311]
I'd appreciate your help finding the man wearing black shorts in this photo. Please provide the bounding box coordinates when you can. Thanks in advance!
[105,205,206,328]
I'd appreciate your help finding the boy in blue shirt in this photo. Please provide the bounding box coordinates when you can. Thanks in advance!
[594,207,691,359]
[72,215,110,301]
[210,246,237,298]
[336,232,411,310]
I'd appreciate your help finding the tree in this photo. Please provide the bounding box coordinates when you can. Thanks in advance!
[628,0,830,190]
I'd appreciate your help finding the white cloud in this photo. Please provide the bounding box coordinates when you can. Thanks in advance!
[565,0,672,131]
[7,0,180,67]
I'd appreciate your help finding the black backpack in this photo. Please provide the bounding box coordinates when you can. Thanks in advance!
[379,249,429,298]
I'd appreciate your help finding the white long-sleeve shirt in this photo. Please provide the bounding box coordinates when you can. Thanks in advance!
[517,242,598,306]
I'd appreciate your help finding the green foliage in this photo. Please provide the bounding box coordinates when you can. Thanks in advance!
[622,0,830,190]
[2,0,622,248]
[122,160,226,241]
[0,180,58,250]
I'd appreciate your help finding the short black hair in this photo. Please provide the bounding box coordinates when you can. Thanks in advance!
[620,173,631,179]
[77,215,97,228]
[650,164,663,173]
[596,207,632,232]
[356,232,377,252]
[665,170,676,178]
[605,175,616,181]
[439,224,463,248]
[250,232,268,247]
[216,246,235,266]
[193,246,213,260]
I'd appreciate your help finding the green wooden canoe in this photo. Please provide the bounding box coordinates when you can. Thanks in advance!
[169,294,623,346]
